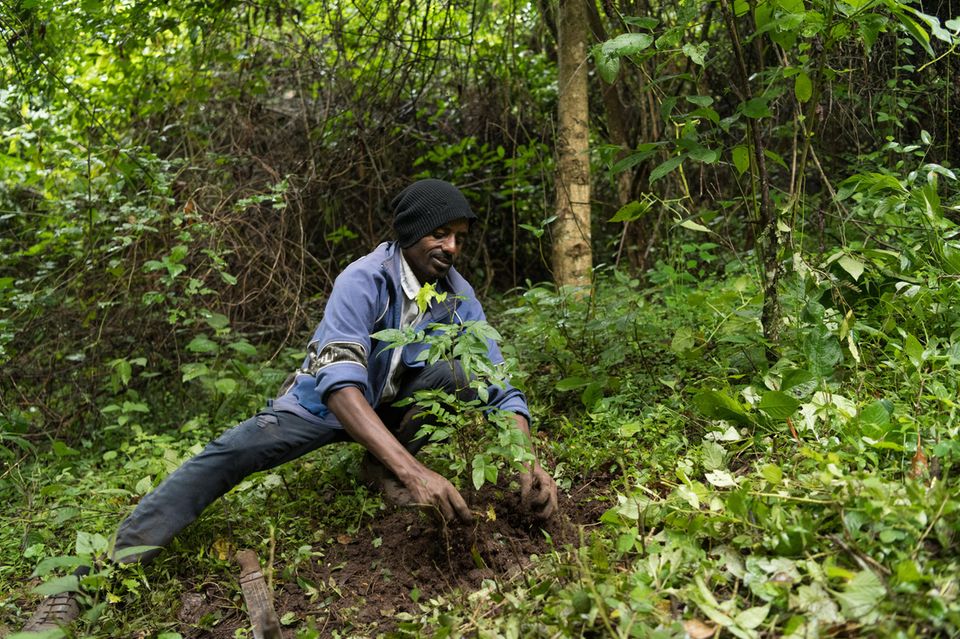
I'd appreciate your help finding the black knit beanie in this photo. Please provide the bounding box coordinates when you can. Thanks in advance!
[391,179,477,248]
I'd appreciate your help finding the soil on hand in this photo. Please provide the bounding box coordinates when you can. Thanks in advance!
[177,480,603,638]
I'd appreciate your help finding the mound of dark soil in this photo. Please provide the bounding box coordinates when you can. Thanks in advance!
[178,480,604,638]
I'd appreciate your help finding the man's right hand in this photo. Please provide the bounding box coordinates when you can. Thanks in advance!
[403,465,473,524]
[327,386,473,526]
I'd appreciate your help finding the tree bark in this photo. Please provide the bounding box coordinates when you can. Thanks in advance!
[553,0,592,289]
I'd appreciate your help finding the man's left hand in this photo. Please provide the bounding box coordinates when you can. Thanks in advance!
[519,465,558,521]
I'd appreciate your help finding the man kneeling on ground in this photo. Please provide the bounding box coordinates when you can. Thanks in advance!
[23,178,558,631]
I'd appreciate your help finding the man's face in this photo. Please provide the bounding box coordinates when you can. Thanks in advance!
[402,218,470,284]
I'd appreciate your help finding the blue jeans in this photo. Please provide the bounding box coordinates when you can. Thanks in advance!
[113,360,472,563]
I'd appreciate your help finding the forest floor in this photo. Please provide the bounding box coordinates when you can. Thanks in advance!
[171,479,606,638]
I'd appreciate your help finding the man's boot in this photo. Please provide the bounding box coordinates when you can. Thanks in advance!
[22,592,80,631]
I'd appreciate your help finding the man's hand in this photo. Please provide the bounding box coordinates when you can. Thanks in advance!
[403,466,474,525]
[519,464,558,521]
[328,386,471,525]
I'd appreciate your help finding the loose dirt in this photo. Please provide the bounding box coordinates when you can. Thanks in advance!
[177,479,607,638]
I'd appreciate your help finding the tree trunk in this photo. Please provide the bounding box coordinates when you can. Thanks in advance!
[553,0,592,289]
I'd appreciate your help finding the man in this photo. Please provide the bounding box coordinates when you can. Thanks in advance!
[24,178,558,630]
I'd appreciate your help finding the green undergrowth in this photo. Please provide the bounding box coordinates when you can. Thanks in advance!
[4,257,960,637]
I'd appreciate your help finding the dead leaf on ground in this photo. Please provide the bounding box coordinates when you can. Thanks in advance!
[683,618,716,639]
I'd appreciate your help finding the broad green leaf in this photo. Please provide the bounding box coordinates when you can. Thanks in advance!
[833,570,885,623]
[609,199,652,222]
[76,531,108,555]
[604,32,655,56]
[228,340,258,356]
[556,376,591,391]
[671,326,696,353]
[32,556,89,577]
[742,97,772,119]
[760,463,783,484]
[135,475,153,495]
[859,399,892,429]
[803,331,842,378]
[705,469,738,487]
[693,390,754,426]
[680,219,712,233]
[686,95,714,107]
[595,49,621,83]
[682,42,709,65]
[735,604,770,630]
[52,440,80,457]
[837,255,865,281]
[186,334,219,353]
[688,146,720,163]
[215,377,237,395]
[649,155,685,184]
[702,441,726,470]
[181,362,209,382]
[893,10,933,55]
[758,390,801,419]
[903,334,924,369]
[794,71,812,102]
[33,575,80,597]
[781,369,814,394]
[732,145,750,175]
[204,312,230,330]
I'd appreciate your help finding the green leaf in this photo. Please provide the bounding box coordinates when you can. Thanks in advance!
[228,340,258,356]
[803,331,842,378]
[671,326,696,353]
[76,531,109,555]
[758,390,801,420]
[181,362,209,382]
[604,32,655,57]
[680,219,712,233]
[833,570,885,623]
[693,390,754,426]
[33,575,80,597]
[32,556,89,577]
[859,400,892,430]
[735,604,770,630]
[732,145,750,176]
[52,441,80,458]
[472,458,486,490]
[893,10,933,55]
[686,95,714,107]
[903,334,924,369]
[742,97,772,118]
[186,334,219,354]
[204,312,230,330]
[595,48,621,83]
[609,199,652,223]
[794,71,812,102]
[649,155,685,184]
[556,376,591,391]
[837,255,865,281]
[215,377,237,395]
[688,146,720,163]
[135,475,153,495]
[781,369,815,394]
[682,41,709,65]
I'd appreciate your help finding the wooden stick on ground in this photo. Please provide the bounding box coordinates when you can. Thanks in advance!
[236,549,282,639]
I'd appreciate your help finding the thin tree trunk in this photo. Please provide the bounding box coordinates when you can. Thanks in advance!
[719,0,780,358]
[553,0,592,289]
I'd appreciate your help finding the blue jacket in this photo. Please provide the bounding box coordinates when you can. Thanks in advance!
[273,241,529,427]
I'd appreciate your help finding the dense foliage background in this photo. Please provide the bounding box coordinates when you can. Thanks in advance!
[2,0,959,636]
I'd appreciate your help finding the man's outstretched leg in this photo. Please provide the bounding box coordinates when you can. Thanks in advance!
[23,407,341,631]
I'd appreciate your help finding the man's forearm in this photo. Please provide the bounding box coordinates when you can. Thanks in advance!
[326,386,423,483]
